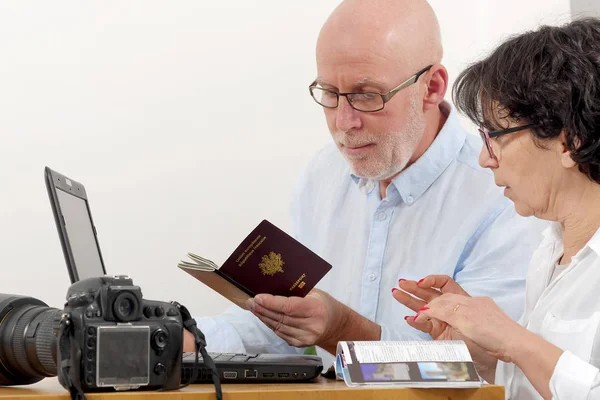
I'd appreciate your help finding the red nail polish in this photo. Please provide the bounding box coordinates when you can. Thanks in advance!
[418,278,425,284]
[399,278,406,283]
[419,307,429,311]
[392,288,398,293]
[415,313,420,319]
[404,316,410,321]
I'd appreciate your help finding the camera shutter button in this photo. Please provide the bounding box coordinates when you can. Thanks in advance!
[154,306,164,318]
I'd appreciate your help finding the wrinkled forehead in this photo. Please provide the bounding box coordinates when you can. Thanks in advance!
[315,18,424,88]
[315,43,413,89]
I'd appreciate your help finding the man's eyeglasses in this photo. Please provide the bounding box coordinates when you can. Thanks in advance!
[309,65,433,113]
[479,123,535,160]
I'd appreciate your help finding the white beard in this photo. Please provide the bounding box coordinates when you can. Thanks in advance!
[332,88,426,181]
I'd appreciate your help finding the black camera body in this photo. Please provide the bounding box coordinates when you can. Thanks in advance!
[58,275,183,392]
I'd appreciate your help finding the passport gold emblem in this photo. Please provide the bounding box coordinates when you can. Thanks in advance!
[259,252,285,276]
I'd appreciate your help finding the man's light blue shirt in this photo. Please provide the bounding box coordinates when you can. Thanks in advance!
[196,102,549,367]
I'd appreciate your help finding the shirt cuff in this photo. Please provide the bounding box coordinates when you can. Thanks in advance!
[549,350,599,399]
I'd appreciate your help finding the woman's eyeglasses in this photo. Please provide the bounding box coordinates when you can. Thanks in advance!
[479,123,535,160]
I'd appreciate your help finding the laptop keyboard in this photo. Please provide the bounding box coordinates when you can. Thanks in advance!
[183,352,259,362]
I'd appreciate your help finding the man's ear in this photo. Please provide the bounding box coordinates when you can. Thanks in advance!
[558,130,577,169]
[422,64,448,111]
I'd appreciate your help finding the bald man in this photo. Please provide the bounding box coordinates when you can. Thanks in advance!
[190,0,547,366]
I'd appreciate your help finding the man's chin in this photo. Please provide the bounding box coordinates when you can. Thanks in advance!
[349,165,403,182]
[341,151,409,181]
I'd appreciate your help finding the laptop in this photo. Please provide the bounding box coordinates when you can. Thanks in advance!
[44,166,323,383]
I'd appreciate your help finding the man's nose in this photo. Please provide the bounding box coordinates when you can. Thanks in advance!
[335,97,362,132]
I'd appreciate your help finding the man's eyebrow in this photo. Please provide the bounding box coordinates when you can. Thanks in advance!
[315,77,386,90]
[315,77,334,88]
[355,77,385,87]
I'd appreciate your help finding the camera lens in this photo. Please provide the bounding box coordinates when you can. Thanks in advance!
[151,329,169,351]
[0,294,60,386]
[112,291,140,322]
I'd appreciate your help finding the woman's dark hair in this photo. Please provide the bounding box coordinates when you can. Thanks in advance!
[452,17,600,184]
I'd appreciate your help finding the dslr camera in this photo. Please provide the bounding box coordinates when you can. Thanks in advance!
[58,275,183,392]
[0,275,183,393]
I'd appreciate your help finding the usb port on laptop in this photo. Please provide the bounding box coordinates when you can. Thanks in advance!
[262,372,274,378]
[278,373,289,378]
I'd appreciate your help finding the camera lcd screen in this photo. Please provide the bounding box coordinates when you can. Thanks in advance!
[56,188,105,280]
[96,326,150,387]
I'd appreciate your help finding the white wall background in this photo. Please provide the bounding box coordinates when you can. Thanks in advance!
[571,0,600,17]
[0,1,570,317]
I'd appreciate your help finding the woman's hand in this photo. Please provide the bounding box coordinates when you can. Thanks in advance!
[392,275,501,381]
[392,275,470,340]
[414,293,526,363]
[415,291,564,400]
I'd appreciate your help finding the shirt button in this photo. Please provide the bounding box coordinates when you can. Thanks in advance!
[406,196,414,205]
[368,273,377,281]
[375,212,387,221]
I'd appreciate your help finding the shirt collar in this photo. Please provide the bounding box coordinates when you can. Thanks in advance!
[542,221,600,256]
[587,226,600,255]
[351,101,467,203]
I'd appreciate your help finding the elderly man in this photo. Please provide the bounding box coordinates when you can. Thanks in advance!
[188,0,547,366]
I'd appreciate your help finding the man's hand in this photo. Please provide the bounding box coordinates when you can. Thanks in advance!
[183,329,196,352]
[247,288,380,354]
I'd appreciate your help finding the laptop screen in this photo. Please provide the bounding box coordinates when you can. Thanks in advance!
[56,187,105,281]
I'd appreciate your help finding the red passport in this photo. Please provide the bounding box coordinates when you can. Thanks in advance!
[177,220,332,309]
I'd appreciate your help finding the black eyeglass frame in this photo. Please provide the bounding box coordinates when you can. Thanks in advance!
[308,65,433,112]
[478,123,536,160]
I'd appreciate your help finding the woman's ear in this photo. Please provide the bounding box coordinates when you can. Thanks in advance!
[558,130,577,169]
[422,64,448,112]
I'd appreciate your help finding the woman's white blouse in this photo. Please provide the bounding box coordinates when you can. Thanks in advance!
[496,223,600,399]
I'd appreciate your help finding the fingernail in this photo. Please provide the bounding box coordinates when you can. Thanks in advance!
[417,278,425,284]
[398,279,406,283]
[415,313,420,320]
[254,296,263,305]
[392,288,398,293]
[404,316,410,321]
[419,307,429,311]
[246,299,255,310]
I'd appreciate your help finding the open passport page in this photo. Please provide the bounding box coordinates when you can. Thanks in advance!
[178,220,332,309]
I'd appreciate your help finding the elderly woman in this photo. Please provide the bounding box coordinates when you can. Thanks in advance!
[392,17,600,400]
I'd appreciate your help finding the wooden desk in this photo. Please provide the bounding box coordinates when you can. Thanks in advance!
[1,376,503,399]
